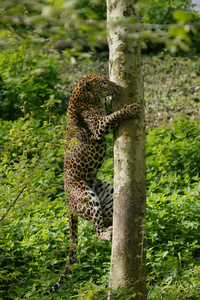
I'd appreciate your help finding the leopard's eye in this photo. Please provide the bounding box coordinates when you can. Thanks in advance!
[102,82,107,86]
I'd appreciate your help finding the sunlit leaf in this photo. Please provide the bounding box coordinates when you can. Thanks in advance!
[173,10,192,23]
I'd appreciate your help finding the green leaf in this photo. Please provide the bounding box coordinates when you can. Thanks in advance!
[173,11,192,23]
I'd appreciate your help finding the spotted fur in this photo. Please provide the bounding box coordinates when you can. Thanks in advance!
[45,74,140,295]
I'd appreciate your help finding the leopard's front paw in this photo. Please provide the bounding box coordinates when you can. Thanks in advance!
[126,103,141,115]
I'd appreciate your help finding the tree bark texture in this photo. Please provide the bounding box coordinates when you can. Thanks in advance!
[107,0,146,299]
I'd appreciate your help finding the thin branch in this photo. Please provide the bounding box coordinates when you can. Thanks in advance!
[0,184,27,224]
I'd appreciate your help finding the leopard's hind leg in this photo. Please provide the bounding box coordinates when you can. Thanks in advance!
[68,182,112,241]
[91,179,113,228]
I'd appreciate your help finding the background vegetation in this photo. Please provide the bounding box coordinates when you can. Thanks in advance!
[0,0,200,299]
[1,0,200,53]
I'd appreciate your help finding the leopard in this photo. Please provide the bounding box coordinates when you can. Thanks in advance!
[45,74,141,295]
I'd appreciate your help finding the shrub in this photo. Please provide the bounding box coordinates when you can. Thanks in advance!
[146,118,200,298]
[0,109,199,299]
[0,48,65,121]
[137,0,200,53]
[139,0,195,25]
[147,118,200,191]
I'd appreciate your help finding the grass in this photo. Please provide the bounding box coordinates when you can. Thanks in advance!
[143,55,200,129]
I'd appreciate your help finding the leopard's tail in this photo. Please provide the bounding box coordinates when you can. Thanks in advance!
[44,215,78,295]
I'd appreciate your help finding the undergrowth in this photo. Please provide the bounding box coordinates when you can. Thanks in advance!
[0,49,199,299]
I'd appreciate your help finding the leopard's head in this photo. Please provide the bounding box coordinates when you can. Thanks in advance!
[68,75,118,117]
[83,74,117,98]
[83,74,118,113]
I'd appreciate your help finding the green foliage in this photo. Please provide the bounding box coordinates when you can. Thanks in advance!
[139,0,196,25]
[0,0,107,51]
[75,0,107,21]
[0,111,68,298]
[135,0,200,53]
[146,118,200,299]
[0,48,65,120]
[1,0,200,54]
[1,114,199,299]
[148,265,200,299]
[147,118,200,189]
[0,50,199,298]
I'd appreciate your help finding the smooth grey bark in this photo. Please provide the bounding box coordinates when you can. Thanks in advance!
[107,0,146,299]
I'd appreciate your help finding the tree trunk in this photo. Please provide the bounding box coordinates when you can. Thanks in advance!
[107,0,146,299]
